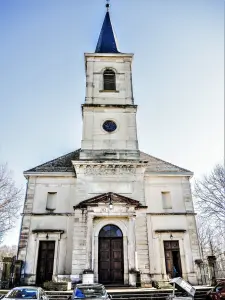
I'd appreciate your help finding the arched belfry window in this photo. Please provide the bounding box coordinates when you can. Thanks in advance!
[99,224,122,237]
[103,69,116,91]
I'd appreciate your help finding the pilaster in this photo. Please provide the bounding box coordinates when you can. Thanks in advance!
[85,214,94,269]
[128,216,136,271]
[72,209,87,277]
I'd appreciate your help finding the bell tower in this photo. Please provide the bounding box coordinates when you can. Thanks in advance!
[80,3,139,160]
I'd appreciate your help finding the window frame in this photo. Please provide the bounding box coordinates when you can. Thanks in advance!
[46,192,57,211]
[103,69,116,91]
[161,191,172,209]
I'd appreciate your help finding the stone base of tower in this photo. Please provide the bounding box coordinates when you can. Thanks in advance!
[80,149,140,160]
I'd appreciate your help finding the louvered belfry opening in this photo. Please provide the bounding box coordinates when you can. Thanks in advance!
[103,69,116,91]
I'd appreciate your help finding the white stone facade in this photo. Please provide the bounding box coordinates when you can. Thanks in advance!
[18,44,201,287]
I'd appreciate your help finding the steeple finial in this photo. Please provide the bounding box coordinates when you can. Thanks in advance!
[106,0,110,12]
[95,0,120,53]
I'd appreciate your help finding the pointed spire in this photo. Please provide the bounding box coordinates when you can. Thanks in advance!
[95,1,120,53]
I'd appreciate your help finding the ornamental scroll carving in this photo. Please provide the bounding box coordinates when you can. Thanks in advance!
[84,165,136,175]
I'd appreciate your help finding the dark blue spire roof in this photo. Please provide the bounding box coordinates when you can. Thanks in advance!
[95,11,119,53]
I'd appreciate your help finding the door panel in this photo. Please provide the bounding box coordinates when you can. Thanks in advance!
[111,239,123,283]
[36,241,55,285]
[99,238,123,284]
[165,250,173,278]
[99,239,111,283]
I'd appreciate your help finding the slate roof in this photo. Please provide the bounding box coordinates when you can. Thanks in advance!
[25,149,80,173]
[95,11,120,53]
[139,152,192,174]
[24,149,192,175]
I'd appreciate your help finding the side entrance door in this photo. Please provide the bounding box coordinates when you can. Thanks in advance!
[36,241,55,285]
[98,225,124,285]
[164,240,182,278]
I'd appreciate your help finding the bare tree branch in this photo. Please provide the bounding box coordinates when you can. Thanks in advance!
[194,164,225,224]
[0,164,23,244]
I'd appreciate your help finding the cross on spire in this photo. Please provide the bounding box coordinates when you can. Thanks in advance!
[106,0,110,11]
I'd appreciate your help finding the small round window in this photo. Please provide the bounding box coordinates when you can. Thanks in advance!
[102,120,117,132]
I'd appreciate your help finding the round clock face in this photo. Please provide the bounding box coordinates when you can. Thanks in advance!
[102,120,117,132]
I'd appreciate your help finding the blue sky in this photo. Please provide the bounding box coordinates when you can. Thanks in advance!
[0,0,224,245]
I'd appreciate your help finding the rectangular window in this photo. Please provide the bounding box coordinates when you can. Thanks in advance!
[161,191,172,209]
[46,192,57,211]
[103,70,116,91]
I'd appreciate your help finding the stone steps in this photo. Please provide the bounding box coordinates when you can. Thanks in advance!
[44,287,211,300]
[0,287,212,300]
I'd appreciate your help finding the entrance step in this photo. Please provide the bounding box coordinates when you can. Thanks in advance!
[44,287,211,300]
[0,287,212,300]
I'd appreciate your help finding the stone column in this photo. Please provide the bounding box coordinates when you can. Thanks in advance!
[195,259,203,285]
[86,214,93,270]
[207,255,217,286]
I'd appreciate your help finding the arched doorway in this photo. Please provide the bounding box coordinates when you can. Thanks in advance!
[98,224,124,284]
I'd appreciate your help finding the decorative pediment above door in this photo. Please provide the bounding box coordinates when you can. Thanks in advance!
[73,192,146,210]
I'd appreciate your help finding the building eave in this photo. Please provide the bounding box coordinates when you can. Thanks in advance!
[145,171,193,177]
[23,171,75,179]
[155,229,187,233]
[84,53,133,58]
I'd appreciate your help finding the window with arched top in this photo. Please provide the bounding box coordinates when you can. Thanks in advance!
[99,224,123,238]
[103,69,116,91]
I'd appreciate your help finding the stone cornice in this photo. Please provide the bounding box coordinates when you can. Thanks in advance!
[82,104,137,109]
[23,172,75,178]
[22,211,194,216]
[147,212,196,216]
[32,229,64,234]
[85,53,133,58]
[21,213,74,216]
[72,161,148,176]
[145,172,193,177]
[155,229,186,233]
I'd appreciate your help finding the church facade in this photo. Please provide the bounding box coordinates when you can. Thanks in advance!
[18,7,201,287]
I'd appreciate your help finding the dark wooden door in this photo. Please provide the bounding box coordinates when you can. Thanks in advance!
[36,241,55,285]
[164,241,182,279]
[99,238,123,284]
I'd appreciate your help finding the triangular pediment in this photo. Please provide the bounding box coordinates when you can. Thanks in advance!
[74,192,142,209]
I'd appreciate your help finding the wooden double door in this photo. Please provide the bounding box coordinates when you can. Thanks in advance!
[36,241,55,285]
[164,240,182,278]
[99,237,124,284]
[99,236,124,284]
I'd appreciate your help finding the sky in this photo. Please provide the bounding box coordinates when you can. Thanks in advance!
[0,0,224,245]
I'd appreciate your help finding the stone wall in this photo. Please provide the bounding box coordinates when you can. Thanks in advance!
[72,209,87,281]
[135,212,151,286]
[85,54,133,106]
[18,177,36,280]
